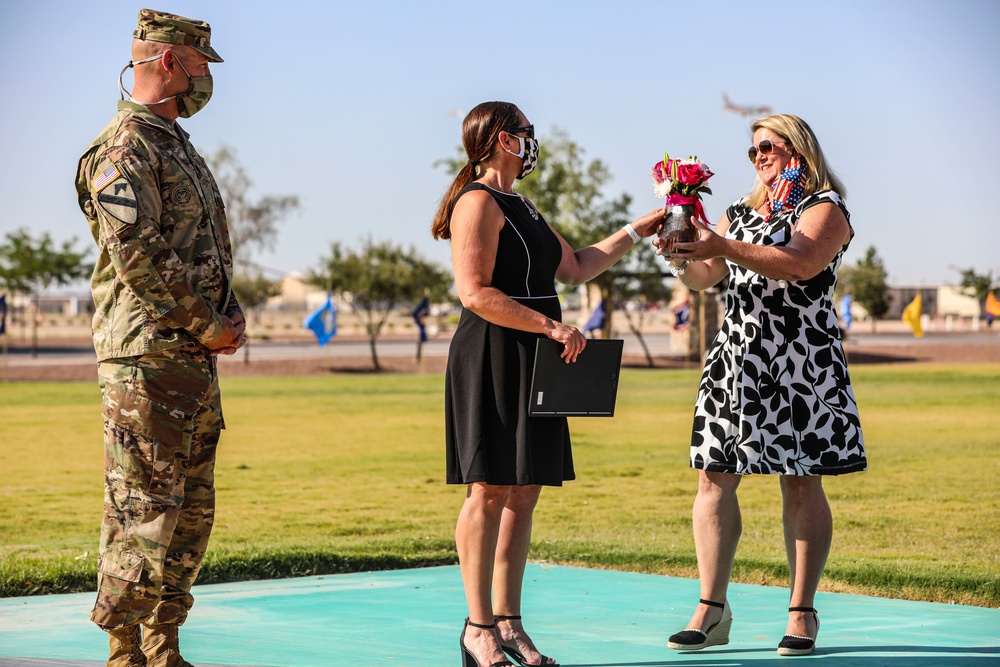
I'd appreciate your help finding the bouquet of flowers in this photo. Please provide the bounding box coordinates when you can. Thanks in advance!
[650,153,715,252]
[651,154,714,216]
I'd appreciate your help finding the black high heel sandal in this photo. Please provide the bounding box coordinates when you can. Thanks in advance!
[461,618,514,667]
[667,598,733,651]
[777,606,820,656]
[493,615,559,666]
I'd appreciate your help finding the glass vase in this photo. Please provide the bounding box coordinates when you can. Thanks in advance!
[657,203,697,254]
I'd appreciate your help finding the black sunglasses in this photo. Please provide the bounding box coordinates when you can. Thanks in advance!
[747,139,786,163]
[507,124,534,139]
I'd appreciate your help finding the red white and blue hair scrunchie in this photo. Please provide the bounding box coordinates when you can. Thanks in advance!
[767,154,807,220]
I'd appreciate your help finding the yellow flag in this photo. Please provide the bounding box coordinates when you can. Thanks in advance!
[986,291,1000,318]
[902,293,923,338]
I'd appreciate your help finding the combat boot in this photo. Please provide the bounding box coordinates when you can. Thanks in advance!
[141,623,194,667]
[107,625,146,666]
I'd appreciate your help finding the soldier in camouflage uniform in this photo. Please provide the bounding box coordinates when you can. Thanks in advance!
[75,9,245,667]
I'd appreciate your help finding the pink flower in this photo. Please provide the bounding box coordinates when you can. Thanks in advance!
[676,163,707,186]
[651,160,668,184]
[650,153,714,201]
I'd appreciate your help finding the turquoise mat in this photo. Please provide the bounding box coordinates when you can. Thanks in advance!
[1,564,997,665]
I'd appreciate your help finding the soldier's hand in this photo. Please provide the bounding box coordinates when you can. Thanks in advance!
[229,311,247,337]
[210,312,248,356]
[207,316,246,354]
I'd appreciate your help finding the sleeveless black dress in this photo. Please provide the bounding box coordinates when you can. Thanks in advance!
[445,183,574,486]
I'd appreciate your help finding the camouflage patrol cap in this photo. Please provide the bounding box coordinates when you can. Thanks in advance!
[133,8,223,63]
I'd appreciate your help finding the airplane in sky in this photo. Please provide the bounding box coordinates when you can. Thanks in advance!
[722,93,773,117]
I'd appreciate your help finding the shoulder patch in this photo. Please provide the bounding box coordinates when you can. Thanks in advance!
[92,164,120,193]
[96,166,138,226]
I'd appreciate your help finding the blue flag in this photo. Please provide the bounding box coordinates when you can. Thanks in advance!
[583,301,605,335]
[840,293,853,330]
[673,299,690,331]
[412,297,430,342]
[0,295,6,335]
[304,294,337,347]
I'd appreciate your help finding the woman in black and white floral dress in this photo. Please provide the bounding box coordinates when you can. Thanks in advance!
[656,114,866,657]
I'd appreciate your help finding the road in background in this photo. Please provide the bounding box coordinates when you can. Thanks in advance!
[2,330,997,368]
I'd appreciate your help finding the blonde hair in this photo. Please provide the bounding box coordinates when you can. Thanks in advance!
[746,114,846,210]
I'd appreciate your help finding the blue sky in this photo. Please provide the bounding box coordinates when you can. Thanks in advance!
[1,0,997,288]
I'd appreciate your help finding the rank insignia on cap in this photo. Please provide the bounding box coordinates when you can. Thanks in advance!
[96,168,138,226]
[92,164,120,193]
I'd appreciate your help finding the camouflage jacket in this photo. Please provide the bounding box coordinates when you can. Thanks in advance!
[76,101,242,361]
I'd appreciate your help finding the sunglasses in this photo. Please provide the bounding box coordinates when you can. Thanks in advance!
[507,124,534,139]
[747,139,786,163]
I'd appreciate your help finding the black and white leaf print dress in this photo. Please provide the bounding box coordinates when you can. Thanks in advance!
[690,190,867,476]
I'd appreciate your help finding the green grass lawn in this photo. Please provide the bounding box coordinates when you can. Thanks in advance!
[1,364,997,607]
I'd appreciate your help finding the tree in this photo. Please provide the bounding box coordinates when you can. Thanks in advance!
[0,228,90,356]
[230,270,282,364]
[609,265,674,366]
[206,145,300,363]
[231,271,282,318]
[517,130,672,351]
[438,128,671,350]
[310,239,452,370]
[954,267,997,316]
[205,145,300,263]
[562,191,671,365]
[514,128,608,247]
[847,246,890,331]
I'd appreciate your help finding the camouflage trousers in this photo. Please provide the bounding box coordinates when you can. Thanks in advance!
[90,343,223,631]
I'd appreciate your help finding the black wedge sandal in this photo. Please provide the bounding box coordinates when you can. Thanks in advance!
[667,598,733,651]
[493,615,559,666]
[777,606,820,656]
[460,618,514,667]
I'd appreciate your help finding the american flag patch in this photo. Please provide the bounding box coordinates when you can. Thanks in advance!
[92,164,120,193]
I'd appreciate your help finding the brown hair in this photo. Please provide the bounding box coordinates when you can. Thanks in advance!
[746,114,846,210]
[431,101,521,240]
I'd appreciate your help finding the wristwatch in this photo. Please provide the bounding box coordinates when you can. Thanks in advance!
[669,261,689,277]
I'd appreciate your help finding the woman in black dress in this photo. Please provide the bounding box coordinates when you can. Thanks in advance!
[432,101,664,667]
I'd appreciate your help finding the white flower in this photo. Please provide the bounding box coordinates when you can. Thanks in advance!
[654,181,673,198]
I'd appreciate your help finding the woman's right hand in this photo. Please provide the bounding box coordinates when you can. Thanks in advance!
[545,321,587,362]
[630,207,668,238]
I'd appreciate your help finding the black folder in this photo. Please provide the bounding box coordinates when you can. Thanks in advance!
[528,338,624,417]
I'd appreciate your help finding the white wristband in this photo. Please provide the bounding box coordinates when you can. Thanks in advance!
[623,223,640,244]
